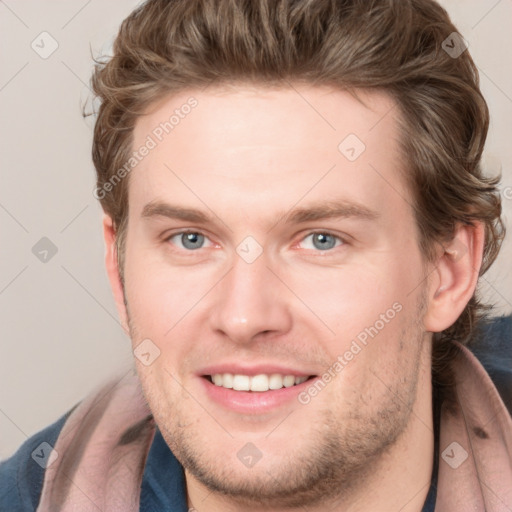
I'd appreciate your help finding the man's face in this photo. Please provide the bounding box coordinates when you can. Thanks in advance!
[121,85,433,508]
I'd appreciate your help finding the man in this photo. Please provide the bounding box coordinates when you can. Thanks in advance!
[1,0,511,510]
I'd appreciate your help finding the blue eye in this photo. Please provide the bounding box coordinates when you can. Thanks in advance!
[166,231,343,253]
[301,232,342,251]
[169,232,208,250]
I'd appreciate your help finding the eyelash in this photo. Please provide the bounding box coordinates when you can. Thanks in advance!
[297,231,345,252]
[164,230,346,253]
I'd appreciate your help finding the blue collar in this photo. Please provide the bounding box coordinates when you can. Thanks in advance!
[140,428,189,511]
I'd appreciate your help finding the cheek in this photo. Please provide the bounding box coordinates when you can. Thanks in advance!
[123,250,212,334]
[283,261,409,339]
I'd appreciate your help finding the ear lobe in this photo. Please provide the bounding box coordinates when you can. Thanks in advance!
[102,214,130,335]
[423,222,485,333]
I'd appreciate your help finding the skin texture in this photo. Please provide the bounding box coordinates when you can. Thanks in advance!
[103,85,484,511]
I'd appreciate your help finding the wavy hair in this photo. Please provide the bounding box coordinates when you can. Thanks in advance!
[88,0,505,386]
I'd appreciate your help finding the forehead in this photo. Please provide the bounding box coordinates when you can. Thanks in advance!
[129,85,410,225]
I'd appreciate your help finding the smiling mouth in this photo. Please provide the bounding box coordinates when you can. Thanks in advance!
[203,373,317,392]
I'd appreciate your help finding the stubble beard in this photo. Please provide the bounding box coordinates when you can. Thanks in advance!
[127,300,427,510]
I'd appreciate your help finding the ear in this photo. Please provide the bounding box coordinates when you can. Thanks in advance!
[423,222,485,333]
[102,214,130,335]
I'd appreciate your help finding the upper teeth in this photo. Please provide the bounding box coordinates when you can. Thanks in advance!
[211,373,309,392]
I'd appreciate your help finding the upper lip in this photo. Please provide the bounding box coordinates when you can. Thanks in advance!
[198,363,316,378]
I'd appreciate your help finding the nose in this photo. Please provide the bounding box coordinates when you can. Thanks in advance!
[208,249,293,344]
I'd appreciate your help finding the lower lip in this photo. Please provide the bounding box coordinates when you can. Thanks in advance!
[199,376,317,414]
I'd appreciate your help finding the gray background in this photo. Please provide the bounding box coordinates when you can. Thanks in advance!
[1,0,511,459]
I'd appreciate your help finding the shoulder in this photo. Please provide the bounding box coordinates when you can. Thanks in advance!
[0,408,74,511]
[468,314,512,414]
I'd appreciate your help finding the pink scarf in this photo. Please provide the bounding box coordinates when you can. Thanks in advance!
[37,344,512,511]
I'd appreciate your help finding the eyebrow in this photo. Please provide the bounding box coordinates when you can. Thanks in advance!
[284,202,379,223]
[142,201,211,223]
[141,199,379,225]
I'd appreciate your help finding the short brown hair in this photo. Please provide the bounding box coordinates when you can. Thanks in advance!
[89,0,504,375]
